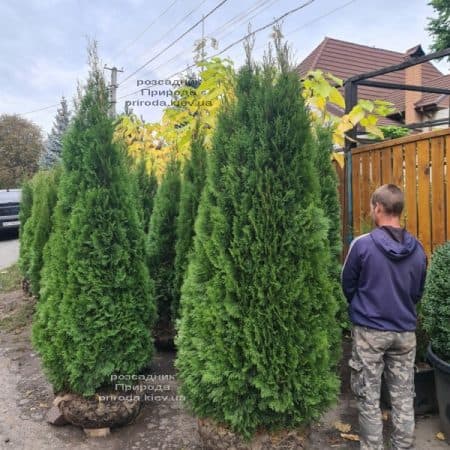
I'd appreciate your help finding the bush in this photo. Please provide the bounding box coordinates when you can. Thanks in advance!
[175,50,340,440]
[173,132,207,319]
[146,157,181,338]
[32,47,156,395]
[422,241,450,362]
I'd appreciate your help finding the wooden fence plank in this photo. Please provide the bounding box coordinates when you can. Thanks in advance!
[404,142,417,236]
[391,144,406,225]
[392,145,404,187]
[431,136,445,250]
[352,153,361,236]
[371,150,381,190]
[417,139,432,255]
[381,147,392,184]
[361,152,371,230]
[446,136,450,242]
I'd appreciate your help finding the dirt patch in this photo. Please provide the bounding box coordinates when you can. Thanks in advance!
[0,290,448,449]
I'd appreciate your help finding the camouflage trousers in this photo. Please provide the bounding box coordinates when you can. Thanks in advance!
[349,325,416,450]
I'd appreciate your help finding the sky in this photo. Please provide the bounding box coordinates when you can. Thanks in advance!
[1,0,448,136]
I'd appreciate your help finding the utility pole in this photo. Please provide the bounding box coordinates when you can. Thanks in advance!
[104,66,124,118]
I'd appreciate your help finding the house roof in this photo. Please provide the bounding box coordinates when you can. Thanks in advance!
[414,74,450,108]
[297,37,444,114]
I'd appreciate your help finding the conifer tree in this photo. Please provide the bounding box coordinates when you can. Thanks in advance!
[135,156,158,234]
[18,178,35,280]
[40,97,71,169]
[146,157,181,341]
[173,132,207,319]
[314,126,347,339]
[24,168,59,297]
[175,43,340,440]
[33,44,156,395]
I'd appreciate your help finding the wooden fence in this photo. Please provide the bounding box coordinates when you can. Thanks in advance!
[347,128,450,256]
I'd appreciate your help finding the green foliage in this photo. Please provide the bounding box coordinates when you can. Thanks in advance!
[146,157,181,336]
[24,169,59,297]
[175,52,340,440]
[135,157,158,233]
[32,44,156,396]
[422,241,450,362]
[0,114,44,188]
[427,0,450,56]
[415,303,430,363]
[18,178,35,279]
[369,125,410,141]
[314,126,347,337]
[173,132,207,319]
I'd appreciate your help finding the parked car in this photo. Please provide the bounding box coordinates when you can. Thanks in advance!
[0,189,21,231]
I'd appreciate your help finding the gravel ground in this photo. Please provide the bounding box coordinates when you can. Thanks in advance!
[0,290,448,450]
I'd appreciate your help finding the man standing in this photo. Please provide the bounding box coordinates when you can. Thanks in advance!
[341,184,427,450]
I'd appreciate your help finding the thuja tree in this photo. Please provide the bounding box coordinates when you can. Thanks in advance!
[135,156,158,233]
[422,241,450,362]
[175,47,340,440]
[314,126,347,337]
[173,131,207,319]
[146,157,181,339]
[33,45,156,395]
[23,168,59,297]
[18,178,35,280]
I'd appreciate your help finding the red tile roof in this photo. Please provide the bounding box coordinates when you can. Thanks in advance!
[415,74,450,108]
[297,37,444,114]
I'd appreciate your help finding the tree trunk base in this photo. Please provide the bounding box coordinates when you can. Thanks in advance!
[57,388,142,429]
[197,417,310,450]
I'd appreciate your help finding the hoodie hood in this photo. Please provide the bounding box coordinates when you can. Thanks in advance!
[370,227,417,260]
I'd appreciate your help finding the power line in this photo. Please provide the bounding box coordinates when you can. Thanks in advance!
[249,0,358,54]
[287,0,357,39]
[164,0,315,80]
[117,0,315,101]
[120,0,228,85]
[212,0,274,38]
[112,0,179,61]
[141,0,281,80]
[19,104,59,115]
[124,0,209,73]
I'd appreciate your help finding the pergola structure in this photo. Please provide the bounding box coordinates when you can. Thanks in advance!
[343,46,450,245]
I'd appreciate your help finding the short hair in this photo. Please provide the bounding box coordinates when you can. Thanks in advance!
[371,184,404,216]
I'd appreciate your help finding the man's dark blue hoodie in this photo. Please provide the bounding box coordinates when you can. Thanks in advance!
[341,227,427,332]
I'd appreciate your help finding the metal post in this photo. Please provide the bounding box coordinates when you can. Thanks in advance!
[344,81,358,246]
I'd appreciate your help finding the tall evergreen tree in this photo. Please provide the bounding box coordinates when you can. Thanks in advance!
[314,126,347,338]
[18,177,35,281]
[135,156,158,234]
[173,132,207,319]
[22,168,59,297]
[40,97,71,169]
[175,46,340,440]
[146,157,181,341]
[33,44,156,395]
